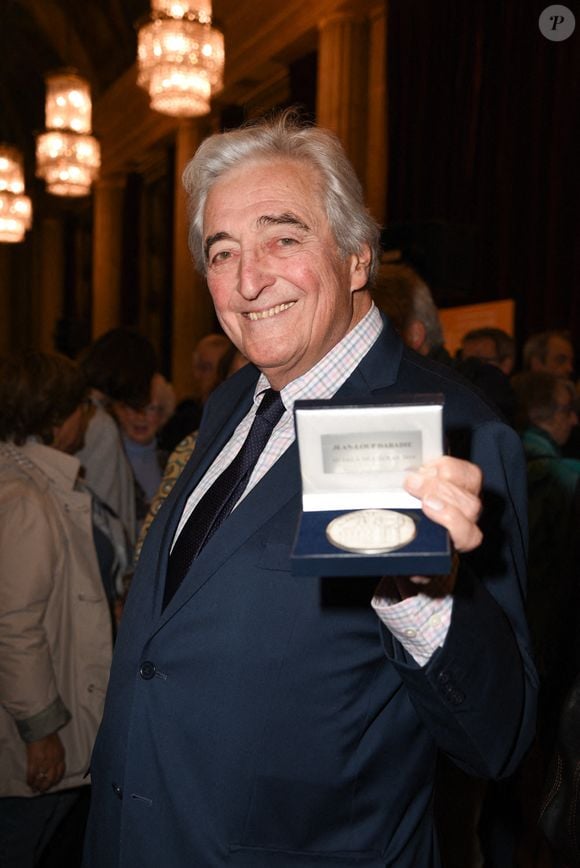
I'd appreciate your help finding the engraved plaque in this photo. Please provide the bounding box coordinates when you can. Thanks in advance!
[321,431,423,475]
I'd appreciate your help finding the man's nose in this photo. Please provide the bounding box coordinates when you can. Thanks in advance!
[238,248,275,299]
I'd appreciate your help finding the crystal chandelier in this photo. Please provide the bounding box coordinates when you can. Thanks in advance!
[0,145,33,243]
[36,71,101,197]
[137,0,224,117]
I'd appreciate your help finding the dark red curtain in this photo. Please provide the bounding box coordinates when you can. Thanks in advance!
[386,0,579,348]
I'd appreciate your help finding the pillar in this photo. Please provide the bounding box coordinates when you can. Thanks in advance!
[316,13,369,184]
[37,217,65,352]
[0,245,12,355]
[366,4,388,224]
[91,175,126,337]
[171,119,214,400]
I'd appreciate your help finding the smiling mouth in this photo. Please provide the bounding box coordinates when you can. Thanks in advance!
[244,302,296,321]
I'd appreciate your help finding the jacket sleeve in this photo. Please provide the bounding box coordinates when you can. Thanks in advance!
[0,482,71,741]
[381,419,538,779]
[78,409,137,546]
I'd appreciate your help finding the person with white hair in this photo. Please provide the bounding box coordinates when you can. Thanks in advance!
[84,113,536,868]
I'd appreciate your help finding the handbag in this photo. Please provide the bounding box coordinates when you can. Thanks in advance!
[539,672,580,862]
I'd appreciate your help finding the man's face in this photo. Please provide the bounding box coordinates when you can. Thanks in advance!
[544,382,578,446]
[461,336,511,372]
[203,158,371,390]
[192,338,229,402]
[461,336,497,364]
[530,335,575,377]
[543,335,575,378]
[113,402,164,446]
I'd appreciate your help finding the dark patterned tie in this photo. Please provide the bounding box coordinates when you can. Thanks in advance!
[162,389,285,609]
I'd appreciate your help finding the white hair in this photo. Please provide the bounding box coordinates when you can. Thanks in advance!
[182,111,381,280]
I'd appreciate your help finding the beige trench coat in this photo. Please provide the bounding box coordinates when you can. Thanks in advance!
[0,441,113,797]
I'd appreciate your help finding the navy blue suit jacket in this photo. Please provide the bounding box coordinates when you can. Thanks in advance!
[84,321,537,867]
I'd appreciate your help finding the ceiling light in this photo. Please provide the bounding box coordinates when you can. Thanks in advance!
[36,71,101,197]
[137,0,224,117]
[0,145,33,243]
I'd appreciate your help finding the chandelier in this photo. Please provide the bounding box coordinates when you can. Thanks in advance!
[137,0,224,117]
[0,145,33,244]
[36,71,101,197]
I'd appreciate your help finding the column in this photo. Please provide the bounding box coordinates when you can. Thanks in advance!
[366,3,388,225]
[91,175,126,338]
[171,119,214,400]
[37,218,65,352]
[316,13,369,185]
[0,246,12,355]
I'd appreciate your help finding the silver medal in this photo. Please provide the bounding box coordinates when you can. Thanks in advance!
[326,508,417,554]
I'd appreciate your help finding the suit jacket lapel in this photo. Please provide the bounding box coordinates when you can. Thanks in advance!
[145,376,257,617]
[153,443,301,631]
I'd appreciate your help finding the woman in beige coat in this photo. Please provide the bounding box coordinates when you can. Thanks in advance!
[0,351,115,867]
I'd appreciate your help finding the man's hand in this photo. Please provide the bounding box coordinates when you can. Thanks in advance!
[26,732,65,793]
[404,455,483,552]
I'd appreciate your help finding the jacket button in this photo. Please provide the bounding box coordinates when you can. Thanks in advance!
[139,661,156,680]
[112,782,123,799]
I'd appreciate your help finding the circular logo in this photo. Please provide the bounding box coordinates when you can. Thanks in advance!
[539,5,576,41]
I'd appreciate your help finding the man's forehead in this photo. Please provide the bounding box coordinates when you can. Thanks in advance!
[205,159,321,218]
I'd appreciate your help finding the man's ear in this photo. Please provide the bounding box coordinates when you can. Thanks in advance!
[349,245,372,291]
[404,320,427,353]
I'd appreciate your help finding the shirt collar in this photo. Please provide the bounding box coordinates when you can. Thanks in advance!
[254,303,384,409]
[18,441,81,490]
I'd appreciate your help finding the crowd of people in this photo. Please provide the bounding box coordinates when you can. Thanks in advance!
[0,113,577,868]
[0,329,240,865]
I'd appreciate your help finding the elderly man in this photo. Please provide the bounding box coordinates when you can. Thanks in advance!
[374,262,451,364]
[523,329,575,378]
[159,332,233,451]
[457,327,517,425]
[460,327,516,376]
[84,115,536,868]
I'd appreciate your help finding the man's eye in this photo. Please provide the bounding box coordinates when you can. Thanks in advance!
[210,250,231,264]
[277,237,298,247]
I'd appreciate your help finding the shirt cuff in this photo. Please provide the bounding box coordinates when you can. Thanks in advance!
[15,696,71,743]
[371,576,454,666]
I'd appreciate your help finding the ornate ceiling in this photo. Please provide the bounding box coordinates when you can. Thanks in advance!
[1,0,365,190]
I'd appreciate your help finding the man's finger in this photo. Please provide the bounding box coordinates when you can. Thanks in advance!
[421,497,483,552]
[421,456,483,495]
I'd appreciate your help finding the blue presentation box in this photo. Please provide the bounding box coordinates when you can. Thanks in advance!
[291,508,451,576]
[290,397,452,577]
